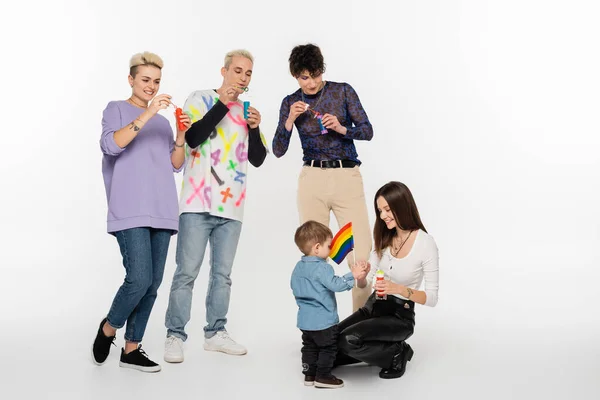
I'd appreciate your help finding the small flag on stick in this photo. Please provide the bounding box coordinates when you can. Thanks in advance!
[329,222,354,264]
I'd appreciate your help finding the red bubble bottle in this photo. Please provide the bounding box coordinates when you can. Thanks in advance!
[376,269,387,300]
[175,107,186,131]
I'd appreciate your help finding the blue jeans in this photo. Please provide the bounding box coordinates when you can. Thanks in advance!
[165,212,242,340]
[106,227,172,343]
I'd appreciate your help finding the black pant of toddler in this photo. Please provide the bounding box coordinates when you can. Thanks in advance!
[301,325,338,378]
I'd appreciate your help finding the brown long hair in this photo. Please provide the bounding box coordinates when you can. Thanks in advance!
[373,181,427,258]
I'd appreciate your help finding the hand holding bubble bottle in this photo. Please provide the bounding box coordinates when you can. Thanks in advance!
[174,106,186,131]
[166,100,186,131]
[375,269,387,300]
[306,107,328,135]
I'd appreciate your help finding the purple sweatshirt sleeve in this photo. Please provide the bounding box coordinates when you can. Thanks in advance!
[100,101,126,156]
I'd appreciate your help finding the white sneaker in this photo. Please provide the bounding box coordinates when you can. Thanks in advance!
[203,331,247,355]
[164,336,184,363]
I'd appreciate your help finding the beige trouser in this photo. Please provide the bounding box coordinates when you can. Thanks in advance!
[297,165,372,312]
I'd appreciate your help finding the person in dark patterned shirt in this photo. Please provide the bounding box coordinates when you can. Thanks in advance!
[273,43,374,312]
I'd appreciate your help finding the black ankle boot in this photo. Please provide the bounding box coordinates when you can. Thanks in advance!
[379,343,414,379]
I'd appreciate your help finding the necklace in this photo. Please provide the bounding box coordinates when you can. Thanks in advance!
[128,96,147,109]
[391,230,412,257]
[301,81,326,113]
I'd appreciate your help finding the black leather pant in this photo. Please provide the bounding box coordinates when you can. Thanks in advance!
[335,292,415,369]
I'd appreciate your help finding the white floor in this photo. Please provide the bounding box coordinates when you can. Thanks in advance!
[2,247,599,400]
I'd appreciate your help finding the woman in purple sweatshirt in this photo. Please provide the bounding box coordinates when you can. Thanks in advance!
[91,51,190,373]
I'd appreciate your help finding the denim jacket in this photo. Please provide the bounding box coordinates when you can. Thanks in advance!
[290,255,355,331]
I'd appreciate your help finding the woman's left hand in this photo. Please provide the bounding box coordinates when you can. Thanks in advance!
[374,280,402,295]
[177,112,192,134]
[322,113,347,135]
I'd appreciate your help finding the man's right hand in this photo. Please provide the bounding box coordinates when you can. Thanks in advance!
[218,85,243,105]
[286,101,309,124]
[284,101,309,131]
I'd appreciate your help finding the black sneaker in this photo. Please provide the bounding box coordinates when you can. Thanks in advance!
[92,317,116,365]
[119,345,161,372]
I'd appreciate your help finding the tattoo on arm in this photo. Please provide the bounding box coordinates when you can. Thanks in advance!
[406,288,414,298]
[129,122,140,132]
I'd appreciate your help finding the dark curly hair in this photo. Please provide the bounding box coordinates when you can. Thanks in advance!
[288,43,326,78]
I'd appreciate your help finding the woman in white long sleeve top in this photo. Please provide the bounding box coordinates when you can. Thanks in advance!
[335,181,440,379]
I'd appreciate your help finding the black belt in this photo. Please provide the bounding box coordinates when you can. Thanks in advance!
[304,160,358,168]
[365,292,416,318]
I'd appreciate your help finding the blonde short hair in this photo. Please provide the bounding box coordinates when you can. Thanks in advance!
[224,49,254,69]
[129,51,164,77]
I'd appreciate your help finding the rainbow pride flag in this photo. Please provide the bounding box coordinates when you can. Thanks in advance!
[329,222,354,264]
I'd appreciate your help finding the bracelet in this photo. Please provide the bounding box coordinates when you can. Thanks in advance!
[406,288,413,299]
[174,141,185,148]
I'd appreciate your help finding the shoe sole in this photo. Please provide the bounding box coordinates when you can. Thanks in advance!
[119,362,161,373]
[314,382,344,388]
[164,355,184,363]
[379,370,404,379]
[203,343,247,355]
